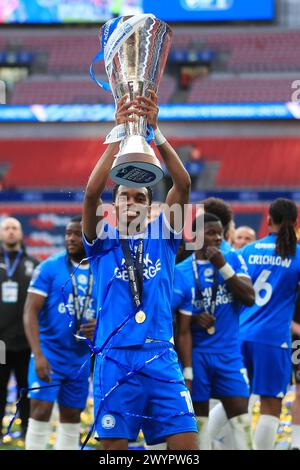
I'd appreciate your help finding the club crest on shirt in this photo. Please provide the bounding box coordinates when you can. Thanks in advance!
[101,414,116,429]
[77,274,88,285]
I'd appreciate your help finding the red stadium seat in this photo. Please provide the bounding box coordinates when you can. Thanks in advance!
[1,138,300,190]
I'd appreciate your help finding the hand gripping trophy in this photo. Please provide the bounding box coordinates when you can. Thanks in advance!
[92,14,172,187]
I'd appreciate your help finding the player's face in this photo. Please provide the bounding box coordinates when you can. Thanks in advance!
[115,186,150,228]
[203,221,223,249]
[0,218,23,248]
[234,228,256,249]
[65,222,84,256]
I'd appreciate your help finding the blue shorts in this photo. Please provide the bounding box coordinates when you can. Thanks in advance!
[191,349,250,402]
[28,355,90,409]
[93,342,197,445]
[241,340,292,398]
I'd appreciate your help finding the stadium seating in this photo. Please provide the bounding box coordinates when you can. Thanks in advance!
[10,75,176,105]
[171,29,300,73]
[2,29,300,74]
[187,77,296,103]
[1,137,300,190]
[3,28,300,105]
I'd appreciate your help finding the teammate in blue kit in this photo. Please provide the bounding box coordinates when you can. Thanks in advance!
[240,198,300,450]
[82,92,198,450]
[174,213,255,450]
[23,216,97,450]
[202,197,234,253]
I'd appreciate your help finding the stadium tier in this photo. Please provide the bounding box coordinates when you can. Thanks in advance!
[2,28,300,105]
[2,29,300,73]
[10,76,297,105]
[171,29,300,72]
[187,77,297,104]
[10,75,176,105]
[1,137,300,190]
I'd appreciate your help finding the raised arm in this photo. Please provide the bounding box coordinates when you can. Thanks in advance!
[82,95,138,242]
[82,142,119,243]
[137,91,191,230]
[206,247,255,307]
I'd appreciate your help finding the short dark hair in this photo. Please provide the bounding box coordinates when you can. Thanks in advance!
[112,185,153,205]
[69,215,82,224]
[192,212,221,232]
[202,197,233,230]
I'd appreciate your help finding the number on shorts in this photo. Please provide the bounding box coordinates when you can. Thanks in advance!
[180,390,194,413]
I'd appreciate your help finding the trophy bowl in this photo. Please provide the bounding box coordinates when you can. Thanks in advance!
[101,14,173,188]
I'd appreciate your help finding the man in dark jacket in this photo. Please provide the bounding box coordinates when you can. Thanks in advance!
[0,217,38,439]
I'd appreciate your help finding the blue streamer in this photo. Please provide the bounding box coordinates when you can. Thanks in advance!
[89,49,110,91]
[146,125,154,144]
[7,246,191,450]
[89,16,122,92]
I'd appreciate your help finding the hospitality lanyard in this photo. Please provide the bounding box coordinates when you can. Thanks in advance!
[66,257,93,330]
[191,253,219,316]
[119,238,144,310]
[3,249,23,279]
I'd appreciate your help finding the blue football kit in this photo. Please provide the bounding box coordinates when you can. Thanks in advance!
[83,213,197,444]
[240,234,300,397]
[221,239,233,253]
[27,251,96,409]
[173,250,250,402]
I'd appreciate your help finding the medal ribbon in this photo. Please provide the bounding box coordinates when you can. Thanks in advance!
[3,249,23,279]
[65,256,93,333]
[119,238,144,312]
[191,253,219,317]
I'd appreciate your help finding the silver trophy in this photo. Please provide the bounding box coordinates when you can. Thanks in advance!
[101,14,172,187]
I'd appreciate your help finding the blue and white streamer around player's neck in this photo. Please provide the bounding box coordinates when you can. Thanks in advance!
[5,251,192,448]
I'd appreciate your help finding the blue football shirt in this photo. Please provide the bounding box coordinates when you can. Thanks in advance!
[83,213,181,348]
[221,239,233,253]
[28,251,97,368]
[239,234,300,348]
[173,250,249,353]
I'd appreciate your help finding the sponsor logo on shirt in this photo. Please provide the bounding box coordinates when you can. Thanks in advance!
[254,243,276,249]
[58,293,95,320]
[114,254,162,281]
[191,284,234,311]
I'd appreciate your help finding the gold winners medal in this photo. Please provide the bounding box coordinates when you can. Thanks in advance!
[135,310,146,324]
[207,326,216,335]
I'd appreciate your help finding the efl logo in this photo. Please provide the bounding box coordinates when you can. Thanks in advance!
[0,80,5,104]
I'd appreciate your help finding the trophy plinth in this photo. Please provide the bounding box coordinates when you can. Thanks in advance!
[110,136,163,187]
[99,14,172,187]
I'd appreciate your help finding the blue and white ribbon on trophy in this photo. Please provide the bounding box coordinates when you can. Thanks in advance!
[89,14,155,92]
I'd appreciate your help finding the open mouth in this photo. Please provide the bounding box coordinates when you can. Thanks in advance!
[126,209,139,217]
